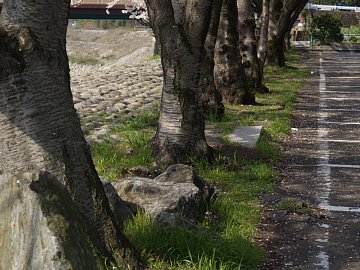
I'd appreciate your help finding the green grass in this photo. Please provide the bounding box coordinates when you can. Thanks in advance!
[342,26,360,42]
[90,49,309,269]
[68,56,100,65]
[91,111,159,180]
[146,54,161,61]
[124,213,262,270]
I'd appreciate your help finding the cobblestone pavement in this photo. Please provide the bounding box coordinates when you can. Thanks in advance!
[66,28,162,143]
[69,60,163,143]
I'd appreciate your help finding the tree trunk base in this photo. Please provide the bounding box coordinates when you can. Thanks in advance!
[151,136,214,165]
[256,84,270,93]
[204,101,225,120]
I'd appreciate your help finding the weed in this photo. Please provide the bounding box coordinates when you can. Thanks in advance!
[145,54,161,61]
[275,199,315,215]
[68,56,100,65]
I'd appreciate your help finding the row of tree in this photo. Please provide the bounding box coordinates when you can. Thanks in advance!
[141,0,308,164]
[0,0,308,268]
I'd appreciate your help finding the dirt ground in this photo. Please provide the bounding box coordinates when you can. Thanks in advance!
[67,26,155,66]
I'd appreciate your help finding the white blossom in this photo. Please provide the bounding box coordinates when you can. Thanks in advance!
[70,0,149,26]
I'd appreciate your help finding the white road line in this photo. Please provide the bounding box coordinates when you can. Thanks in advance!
[319,203,360,213]
[323,97,360,100]
[321,109,360,112]
[327,77,360,79]
[288,164,360,169]
[320,91,359,94]
[326,164,360,169]
[316,54,330,270]
[320,139,360,143]
[319,121,360,125]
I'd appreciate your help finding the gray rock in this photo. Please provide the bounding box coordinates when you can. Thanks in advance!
[112,164,215,227]
[85,134,98,144]
[93,128,107,138]
[0,171,97,270]
[102,181,134,229]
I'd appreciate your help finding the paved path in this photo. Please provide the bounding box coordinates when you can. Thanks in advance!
[264,51,360,269]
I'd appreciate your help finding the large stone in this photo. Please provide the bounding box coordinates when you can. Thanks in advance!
[0,171,97,270]
[102,180,134,230]
[112,164,215,227]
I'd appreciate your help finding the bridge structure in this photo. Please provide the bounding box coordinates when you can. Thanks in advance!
[0,0,133,19]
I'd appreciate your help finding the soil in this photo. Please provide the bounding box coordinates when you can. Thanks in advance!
[67,26,155,66]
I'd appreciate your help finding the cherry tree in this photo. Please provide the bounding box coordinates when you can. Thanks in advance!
[1,0,142,268]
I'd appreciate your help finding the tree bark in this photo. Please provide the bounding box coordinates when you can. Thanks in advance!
[214,0,255,105]
[267,0,307,66]
[0,0,141,268]
[256,0,271,93]
[202,0,225,119]
[267,0,283,66]
[145,0,214,164]
[238,0,260,96]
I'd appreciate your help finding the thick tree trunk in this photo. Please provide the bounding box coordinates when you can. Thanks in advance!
[256,0,270,93]
[237,0,260,96]
[202,0,225,119]
[268,34,286,66]
[267,0,307,67]
[145,0,214,164]
[215,0,255,105]
[267,0,284,66]
[0,0,141,268]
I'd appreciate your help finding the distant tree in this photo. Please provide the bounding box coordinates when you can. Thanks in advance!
[255,0,271,93]
[267,0,308,66]
[238,0,261,95]
[202,0,226,118]
[313,13,344,44]
[215,0,255,105]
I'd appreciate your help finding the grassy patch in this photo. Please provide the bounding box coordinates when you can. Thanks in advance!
[68,56,100,65]
[145,54,161,61]
[91,49,309,269]
[91,111,158,180]
[275,199,314,216]
[124,213,262,270]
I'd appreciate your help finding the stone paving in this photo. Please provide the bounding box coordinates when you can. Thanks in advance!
[69,60,163,143]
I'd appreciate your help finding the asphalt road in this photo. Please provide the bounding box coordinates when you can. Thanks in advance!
[263,51,360,270]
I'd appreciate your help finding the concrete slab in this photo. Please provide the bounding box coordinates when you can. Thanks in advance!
[228,126,263,148]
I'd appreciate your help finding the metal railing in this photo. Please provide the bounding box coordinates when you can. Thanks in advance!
[305,3,360,12]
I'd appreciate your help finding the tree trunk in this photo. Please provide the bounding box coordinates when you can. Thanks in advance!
[256,0,270,93]
[267,0,284,66]
[268,34,286,66]
[214,0,255,105]
[145,0,214,164]
[0,0,141,268]
[153,35,161,56]
[267,0,307,67]
[237,0,260,96]
[202,0,225,119]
